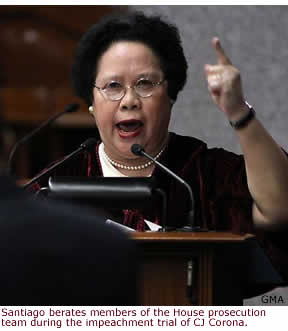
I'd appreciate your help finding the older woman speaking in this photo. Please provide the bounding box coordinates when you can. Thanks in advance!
[31,12,288,282]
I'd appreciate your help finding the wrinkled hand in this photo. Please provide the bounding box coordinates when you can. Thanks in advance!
[205,37,246,119]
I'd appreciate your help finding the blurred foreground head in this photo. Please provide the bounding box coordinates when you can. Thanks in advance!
[0,114,5,168]
[0,114,14,172]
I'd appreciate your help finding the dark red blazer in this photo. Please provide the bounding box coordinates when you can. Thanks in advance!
[29,132,288,283]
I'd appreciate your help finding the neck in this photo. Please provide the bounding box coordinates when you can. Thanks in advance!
[103,138,168,175]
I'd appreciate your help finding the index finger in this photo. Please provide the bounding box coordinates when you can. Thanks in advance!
[212,37,232,65]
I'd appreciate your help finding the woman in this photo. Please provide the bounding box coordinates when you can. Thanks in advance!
[31,12,288,281]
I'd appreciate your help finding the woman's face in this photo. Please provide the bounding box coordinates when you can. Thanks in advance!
[91,41,172,162]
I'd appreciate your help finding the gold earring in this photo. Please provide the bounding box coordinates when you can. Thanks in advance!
[88,106,93,114]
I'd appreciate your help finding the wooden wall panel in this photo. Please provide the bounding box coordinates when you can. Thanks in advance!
[0,5,125,177]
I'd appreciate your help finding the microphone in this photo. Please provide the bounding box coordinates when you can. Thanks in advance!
[8,102,80,176]
[23,138,97,189]
[131,143,200,232]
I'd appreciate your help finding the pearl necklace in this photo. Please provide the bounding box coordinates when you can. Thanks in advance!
[102,147,165,171]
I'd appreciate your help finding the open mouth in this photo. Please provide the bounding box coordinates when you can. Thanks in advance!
[116,120,144,132]
[116,119,144,139]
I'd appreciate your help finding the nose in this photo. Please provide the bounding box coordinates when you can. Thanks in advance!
[120,86,140,111]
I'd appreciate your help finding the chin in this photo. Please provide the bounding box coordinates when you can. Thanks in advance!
[143,137,163,153]
[118,137,143,150]
[115,144,135,159]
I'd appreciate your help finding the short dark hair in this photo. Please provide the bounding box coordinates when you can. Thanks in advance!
[72,11,188,105]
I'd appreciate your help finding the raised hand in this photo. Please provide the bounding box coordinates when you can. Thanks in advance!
[205,37,246,120]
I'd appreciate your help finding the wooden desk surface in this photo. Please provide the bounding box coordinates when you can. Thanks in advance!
[130,231,254,243]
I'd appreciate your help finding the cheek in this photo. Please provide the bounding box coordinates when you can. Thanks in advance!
[93,111,109,130]
[92,98,111,129]
[146,99,171,128]
[92,112,100,128]
[92,104,116,134]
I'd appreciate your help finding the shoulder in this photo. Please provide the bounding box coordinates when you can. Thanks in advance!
[166,133,246,188]
[167,132,242,167]
[26,140,102,192]
[166,132,207,167]
[168,131,207,152]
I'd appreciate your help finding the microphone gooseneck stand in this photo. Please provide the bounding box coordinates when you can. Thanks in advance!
[131,143,201,232]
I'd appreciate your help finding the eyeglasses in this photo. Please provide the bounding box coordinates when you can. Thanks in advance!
[92,78,165,101]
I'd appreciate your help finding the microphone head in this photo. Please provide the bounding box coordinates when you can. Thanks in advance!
[80,138,97,150]
[64,103,80,113]
[131,144,144,156]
